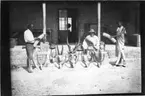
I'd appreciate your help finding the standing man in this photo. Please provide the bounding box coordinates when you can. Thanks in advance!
[24,24,36,73]
[111,21,126,67]
[24,24,45,73]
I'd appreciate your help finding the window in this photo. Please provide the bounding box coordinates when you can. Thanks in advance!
[68,18,72,32]
[58,9,72,32]
[59,17,67,30]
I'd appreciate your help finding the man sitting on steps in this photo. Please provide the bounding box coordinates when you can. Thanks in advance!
[82,29,99,53]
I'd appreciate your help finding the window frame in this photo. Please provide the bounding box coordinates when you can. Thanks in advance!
[58,8,69,31]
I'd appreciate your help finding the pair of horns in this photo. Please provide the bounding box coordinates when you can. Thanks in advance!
[56,45,63,55]
[66,36,81,53]
[67,37,71,52]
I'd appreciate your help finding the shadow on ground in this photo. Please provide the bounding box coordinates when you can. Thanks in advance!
[109,61,116,66]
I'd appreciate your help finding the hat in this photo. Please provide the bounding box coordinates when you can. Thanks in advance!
[89,29,95,33]
[27,24,33,29]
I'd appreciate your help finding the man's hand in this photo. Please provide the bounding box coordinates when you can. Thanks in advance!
[35,37,41,41]
[92,45,98,51]
[110,36,114,38]
[42,33,46,36]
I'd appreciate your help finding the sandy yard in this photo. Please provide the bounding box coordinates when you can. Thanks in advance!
[10,45,141,95]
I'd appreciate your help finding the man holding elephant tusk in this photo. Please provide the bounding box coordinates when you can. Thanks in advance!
[82,29,99,53]
[24,24,46,73]
[81,29,100,67]
[111,21,126,67]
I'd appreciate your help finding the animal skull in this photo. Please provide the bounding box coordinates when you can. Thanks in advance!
[91,42,106,67]
[65,37,80,68]
[54,45,65,69]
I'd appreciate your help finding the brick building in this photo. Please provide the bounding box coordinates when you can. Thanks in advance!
[9,1,140,46]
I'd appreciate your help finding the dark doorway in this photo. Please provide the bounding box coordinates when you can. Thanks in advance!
[58,8,78,44]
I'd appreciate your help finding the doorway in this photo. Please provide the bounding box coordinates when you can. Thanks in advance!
[58,8,78,44]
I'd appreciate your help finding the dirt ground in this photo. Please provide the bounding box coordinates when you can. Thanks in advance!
[11,45,141,95]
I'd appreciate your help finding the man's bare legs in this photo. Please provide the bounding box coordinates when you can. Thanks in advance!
[115,50,126,67]
[120,50,126,67]
[115,51,121,65]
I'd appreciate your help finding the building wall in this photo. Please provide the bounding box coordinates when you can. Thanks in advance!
[10,2,139,45]
[10,2,99,43]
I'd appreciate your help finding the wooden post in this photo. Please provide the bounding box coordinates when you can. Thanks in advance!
[98,2,101,49]
[43,3,46,42]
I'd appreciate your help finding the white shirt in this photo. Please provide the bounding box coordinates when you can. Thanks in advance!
[116,26,126,44]
[82,35,99,49]
[24,29,35,43]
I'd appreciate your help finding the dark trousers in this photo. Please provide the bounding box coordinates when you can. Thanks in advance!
[25,43,34,68]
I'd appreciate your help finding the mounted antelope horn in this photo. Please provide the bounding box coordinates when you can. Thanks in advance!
[56,44,60,55]
[78,37,81,46]
[54,45,57,57]
[73,42,78,52]
[61,45,63,55]
[73,37,81,52]
[67,36,71,52]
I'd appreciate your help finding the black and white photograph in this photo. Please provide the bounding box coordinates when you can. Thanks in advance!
[1,1,143,95]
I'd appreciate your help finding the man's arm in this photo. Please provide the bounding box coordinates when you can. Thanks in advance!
[111,33,121,38]
[85,38,93,46]
[122,27,126,34]
[33,33,46,47]
[111,27,126,38]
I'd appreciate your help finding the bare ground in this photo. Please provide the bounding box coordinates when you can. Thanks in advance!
[11,45,141,95]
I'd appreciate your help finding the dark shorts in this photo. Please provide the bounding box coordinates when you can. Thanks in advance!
[26,43,34,60]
